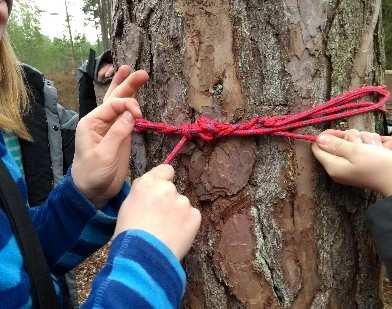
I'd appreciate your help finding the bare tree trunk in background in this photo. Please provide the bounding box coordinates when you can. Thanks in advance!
[111,0,385,307]
[97,0,112,50]
[106,0,112,42]
[64,0,76,66]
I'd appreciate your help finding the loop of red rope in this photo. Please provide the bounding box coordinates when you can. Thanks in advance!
[133,86,390,164]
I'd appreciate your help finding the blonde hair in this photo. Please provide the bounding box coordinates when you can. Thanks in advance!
[0,33,30,140]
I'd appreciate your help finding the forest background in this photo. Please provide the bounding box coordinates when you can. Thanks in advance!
[8,0,112,110]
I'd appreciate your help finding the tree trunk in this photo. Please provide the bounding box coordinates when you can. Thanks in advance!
[112,0,385,308]
[98,0,111,50]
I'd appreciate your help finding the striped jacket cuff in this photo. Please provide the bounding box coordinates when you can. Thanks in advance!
[109,230,187,308]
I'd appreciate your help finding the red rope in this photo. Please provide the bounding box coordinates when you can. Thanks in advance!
[133,86,390,164]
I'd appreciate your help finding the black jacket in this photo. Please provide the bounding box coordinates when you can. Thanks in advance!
[367,197,392,278]
[21,65,78,206]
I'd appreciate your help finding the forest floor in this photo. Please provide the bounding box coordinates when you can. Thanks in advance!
[75,244,109,304]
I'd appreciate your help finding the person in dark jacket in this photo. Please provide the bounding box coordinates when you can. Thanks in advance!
[312,129,392,277]
[77,49,114,115]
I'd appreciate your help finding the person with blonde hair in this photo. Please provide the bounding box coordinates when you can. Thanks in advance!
[0,0,201,308]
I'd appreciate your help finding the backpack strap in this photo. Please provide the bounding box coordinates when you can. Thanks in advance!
[0,160,59,308]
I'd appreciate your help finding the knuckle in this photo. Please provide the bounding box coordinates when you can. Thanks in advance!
[132,177,141,187]
[334,139,345,152]
[177,195,191,207]
[111,122,128,135]
[158,181,177,196]
[77,117,88,130]
[189,208,202,229]
[192,207,201,222]
[160,164,175,177]
[348,129,359,134]
[98,151,114,165]
[165,182,177,194]
[371,133,381,142]
[140,173,154,184]
[127,97,139,106]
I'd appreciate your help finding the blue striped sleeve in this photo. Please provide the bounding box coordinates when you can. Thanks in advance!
[29,169,130,274]
[82,230,186,309]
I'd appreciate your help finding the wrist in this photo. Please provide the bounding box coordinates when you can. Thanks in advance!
[71,166,107,208]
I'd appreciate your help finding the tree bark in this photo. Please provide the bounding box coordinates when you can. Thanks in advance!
[112,0,385,308]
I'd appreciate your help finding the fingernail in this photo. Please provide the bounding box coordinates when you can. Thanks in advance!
[317,134,330,145]
[122,111,133,124]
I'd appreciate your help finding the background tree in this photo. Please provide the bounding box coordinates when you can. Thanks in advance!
[111,0,385,308]
[7,1,102,109]
[384,0,392,69]
[8,2,100,73]
[64,0,76,66]
[82,0,112,50]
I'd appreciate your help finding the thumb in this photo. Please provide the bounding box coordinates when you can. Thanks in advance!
[147,164,175,181]
[97,111,135,154]
[316,133,355,159]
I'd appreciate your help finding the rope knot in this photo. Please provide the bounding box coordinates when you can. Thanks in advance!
[179,123,193,139]
[196,117,218,141]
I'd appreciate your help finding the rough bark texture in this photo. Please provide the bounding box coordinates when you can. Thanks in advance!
[111,0,385,308]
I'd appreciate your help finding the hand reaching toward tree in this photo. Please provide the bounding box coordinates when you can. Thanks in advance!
[71,65,149,206]
[114,164,201,260]
[312,129,392,197]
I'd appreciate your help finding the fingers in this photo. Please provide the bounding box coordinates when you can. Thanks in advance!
[382,136,392,150]
[344,129,362,144]
[177,194,191,207]
[84,97,141,124]
[312,143,352,177]
[321,129,346,138]
[384,140,392,150]
[104,65,132,100]
[312,143,349,168]
[316,133,355,159]
[108,70,149,100]
[109,97,142,119]
[97,111,135,155]
[320,129,383,146]
[340,129,383,146]
[148,164,175,181]
[361,132,382,146]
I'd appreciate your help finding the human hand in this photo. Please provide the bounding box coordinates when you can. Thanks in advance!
[312,129,392,196]
[114,164,201,260]
[97,63,115,82]
[71,66,149,206]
